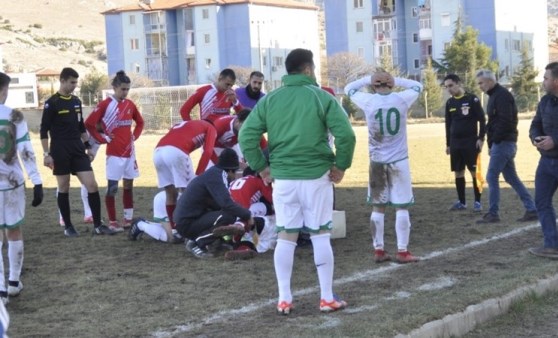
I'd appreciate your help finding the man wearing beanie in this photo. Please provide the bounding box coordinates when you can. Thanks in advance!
[172,148,254,258]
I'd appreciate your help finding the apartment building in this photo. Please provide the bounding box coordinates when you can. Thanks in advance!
[102,0,320,88]
[324,0,548,82]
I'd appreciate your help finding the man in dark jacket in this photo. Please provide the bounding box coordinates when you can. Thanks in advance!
[528,62,558,259]
[174,148,253,258]
[475,69,537,224]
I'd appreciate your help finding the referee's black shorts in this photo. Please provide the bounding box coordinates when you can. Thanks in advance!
[50,140,92,175]
[450,146,478,172]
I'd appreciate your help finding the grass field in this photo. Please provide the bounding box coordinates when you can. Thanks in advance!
[6,118,554,337]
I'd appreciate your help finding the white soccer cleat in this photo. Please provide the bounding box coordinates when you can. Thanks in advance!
[8,281,23,297]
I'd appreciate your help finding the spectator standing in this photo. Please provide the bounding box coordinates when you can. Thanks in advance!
[235,71,265,108]
[239,48,356,315]
[475,70,537,224]
[443,74,486,212]
[41,67,115,237]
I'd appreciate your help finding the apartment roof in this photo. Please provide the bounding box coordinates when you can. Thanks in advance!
[102,0,317,14]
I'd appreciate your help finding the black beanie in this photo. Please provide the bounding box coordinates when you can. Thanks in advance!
[217,148,239,170]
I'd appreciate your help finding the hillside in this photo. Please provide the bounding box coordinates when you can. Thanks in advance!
[0,0,130,75]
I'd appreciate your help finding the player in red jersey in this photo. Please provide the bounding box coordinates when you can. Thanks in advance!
[180,68,243,123]
[85,70,144,232]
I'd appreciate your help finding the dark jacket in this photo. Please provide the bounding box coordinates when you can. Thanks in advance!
[173,166,251,225]
[485,83,518,148]
[529,94,558,158]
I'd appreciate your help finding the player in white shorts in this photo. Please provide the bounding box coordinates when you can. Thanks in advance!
[85,71,144,231]
[0,72,44,305]
[345,70,423,264]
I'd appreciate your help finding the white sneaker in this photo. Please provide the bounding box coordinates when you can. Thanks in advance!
[8,281,23,297]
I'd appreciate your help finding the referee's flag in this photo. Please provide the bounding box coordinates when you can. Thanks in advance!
[476,154,484,193]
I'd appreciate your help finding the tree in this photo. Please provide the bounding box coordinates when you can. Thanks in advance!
[79,68,109,106]
[437,25,498,96]
[226,65,253,87]
[419,58,443,118]
[511,46,539,112]
[378,51,403,78]
[326,52,374,92]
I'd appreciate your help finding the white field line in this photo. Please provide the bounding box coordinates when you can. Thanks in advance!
[151,223,539,337]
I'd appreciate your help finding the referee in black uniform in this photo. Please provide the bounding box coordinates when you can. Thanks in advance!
[40,67,115,237]
[443,74,486,212]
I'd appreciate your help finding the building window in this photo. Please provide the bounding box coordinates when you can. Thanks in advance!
[130,39,139,50]
[204,34,210,44]
[356,21,363,33]
[513,39,520,51]
[202,9,209,19]
[10,78,19,84]
[441,13,450,27]
[413,33,419,43]
[274,56,283,66]
[419,18,431,29]
[25,91,34,104]
[129,15,136,25]
[505,39,509,50]
[354,0,363,8]
[414,59,420,69]
[357,47,364,58]
[205,58,212,69]
[412,7,418,17]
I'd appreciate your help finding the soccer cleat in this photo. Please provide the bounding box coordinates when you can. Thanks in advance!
[64,225,80,237]
[224,245,257,261]
[83,216,94,224]
[108,221,125,233]
[374,249,391,263]
[0,291,7,306]
[7,281,23,297]
[449,201,467,211]
[212,223,245,238]
[185,240,214,259]
[277,301,293,315]
[320,297,347,313]
[517,210,538,222]
[123,219,133,229]
[171,229,184,244]
[473,201,482,212]
[395,251,420,264]
[128,218,144,241]
[59,217,65,227]
[93,224,118,235]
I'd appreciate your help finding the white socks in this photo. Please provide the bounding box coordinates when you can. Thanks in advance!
[81,185,91,217]
[0,242,4,292]
[311,233,334,301]
[8,240,23,283]
[274,239,296,303]
[395,209,411,251]
[371,212,385,250]
[138,220,168,242]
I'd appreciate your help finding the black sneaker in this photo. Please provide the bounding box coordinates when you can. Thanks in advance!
[64,225,80,237]
[476,212,501,224]
[128,218,144,241]
[185,240,213,259]
[517,210,538,222]
[93,224,117,235]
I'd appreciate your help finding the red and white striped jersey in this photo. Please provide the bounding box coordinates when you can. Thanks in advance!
[156,120,218,174]
[85,96,144,158]
[180,84,243,123]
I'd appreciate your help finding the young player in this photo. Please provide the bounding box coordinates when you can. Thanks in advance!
[345,70,423,264]
[0,72,44,304]
[85,70,144,232]
[180,68,244,123]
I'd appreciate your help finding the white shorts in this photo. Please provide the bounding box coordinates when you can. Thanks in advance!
[368,158,414,207]
[273,172,333,233]
[153,191,168,222]
[241,215,277,253]
[153,146,195,189]
[106,155,139,181]
[0,185,25,228]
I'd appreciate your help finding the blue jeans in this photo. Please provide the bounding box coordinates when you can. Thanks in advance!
[486,141,536,215]
[535,157,558,248]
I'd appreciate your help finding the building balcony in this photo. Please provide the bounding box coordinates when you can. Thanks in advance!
[419,28,432,40]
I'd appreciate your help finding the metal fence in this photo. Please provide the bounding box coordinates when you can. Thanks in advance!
[94,84,204,131]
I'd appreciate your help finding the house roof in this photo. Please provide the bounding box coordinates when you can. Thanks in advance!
[102,0,317,14]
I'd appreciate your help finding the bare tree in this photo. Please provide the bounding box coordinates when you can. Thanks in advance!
[326,52,374,92]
